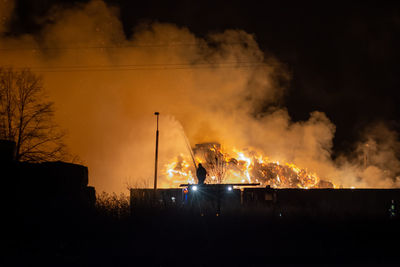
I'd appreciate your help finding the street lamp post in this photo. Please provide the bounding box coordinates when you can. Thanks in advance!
[154,112,160,197]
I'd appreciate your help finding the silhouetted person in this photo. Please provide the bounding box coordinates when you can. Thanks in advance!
[196,163,207,184]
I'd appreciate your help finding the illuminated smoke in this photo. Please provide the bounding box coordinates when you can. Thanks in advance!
[0,0,14,34]
[0,0,398,192]
[335,123,400,188]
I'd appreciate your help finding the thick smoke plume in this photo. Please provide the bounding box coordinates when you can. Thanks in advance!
[0,0,14,34]
[0,0,399,192]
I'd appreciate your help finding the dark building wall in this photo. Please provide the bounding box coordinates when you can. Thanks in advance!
[1,141,96,221]
[0,140,16,161]
[274,188,400,218]
[130,187,400,219]
[16,161,96,212]
[235,188,400,218]
[130,188,184,214]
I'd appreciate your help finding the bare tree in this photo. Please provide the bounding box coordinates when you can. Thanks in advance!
[204,148,227,183]
[195,144,227,183]
[0,68,66,162]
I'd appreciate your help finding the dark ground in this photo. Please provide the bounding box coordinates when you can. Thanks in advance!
[2,208,400,266]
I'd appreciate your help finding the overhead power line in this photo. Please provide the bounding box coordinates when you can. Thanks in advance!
[7,62,267,73]
[0,42,249,51]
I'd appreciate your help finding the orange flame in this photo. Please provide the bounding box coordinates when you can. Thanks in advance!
[162,145,335,188]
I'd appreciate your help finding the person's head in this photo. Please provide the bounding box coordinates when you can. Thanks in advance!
[198,163,202,168]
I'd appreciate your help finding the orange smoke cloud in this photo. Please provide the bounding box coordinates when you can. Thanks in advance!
[1,0,398,192]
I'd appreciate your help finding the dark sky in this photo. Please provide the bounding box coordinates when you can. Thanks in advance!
[10,0,400,155]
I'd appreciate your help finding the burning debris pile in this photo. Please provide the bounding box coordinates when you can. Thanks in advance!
[164,143,334,189]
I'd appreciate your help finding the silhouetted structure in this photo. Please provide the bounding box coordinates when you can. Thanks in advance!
[1,140,95,224]
[130,185,400,219]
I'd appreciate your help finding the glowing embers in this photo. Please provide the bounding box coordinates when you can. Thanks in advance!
[164,143,334,189]
[165,155,195,186]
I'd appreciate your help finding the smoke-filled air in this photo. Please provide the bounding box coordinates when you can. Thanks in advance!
[1,0,399,192]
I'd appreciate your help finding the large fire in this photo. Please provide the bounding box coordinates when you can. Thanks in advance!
[162,143,336,188]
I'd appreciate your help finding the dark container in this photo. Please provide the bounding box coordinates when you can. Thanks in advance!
[0,139,16,161]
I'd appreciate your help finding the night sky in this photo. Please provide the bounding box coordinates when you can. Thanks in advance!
[7,0,400,156]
